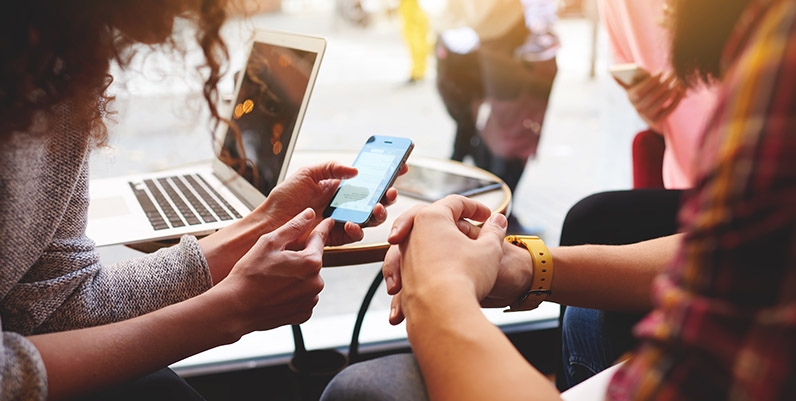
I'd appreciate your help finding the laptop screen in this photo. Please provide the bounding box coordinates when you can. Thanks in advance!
[218,41,319,196]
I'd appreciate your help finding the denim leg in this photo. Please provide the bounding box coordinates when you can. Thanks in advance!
[321,353,429,401]
[561,307,623,389]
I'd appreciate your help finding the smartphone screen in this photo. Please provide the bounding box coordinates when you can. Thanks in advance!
[394,164,502,202]
[324,135,414,225]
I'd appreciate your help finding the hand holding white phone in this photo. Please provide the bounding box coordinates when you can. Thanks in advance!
[612,65,684,130]
[323,135,414,226]
[609,63,650,87]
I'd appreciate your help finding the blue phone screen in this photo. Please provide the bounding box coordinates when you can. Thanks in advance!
[326,136,413,224]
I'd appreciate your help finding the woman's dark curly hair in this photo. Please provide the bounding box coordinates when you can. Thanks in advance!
[0,0,232,145]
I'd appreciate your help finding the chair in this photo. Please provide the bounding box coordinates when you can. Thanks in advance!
[631,129,665,189]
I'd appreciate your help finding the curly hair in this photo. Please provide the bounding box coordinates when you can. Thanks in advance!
[0,0,231,145]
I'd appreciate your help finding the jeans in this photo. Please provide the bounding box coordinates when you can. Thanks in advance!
[320,353,429,401]
[561,307,644,389]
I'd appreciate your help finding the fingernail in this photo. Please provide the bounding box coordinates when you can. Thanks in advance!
[390,305,397,320]
[301,208,314,219]
[490,213,508,228]
[385,274,395,291]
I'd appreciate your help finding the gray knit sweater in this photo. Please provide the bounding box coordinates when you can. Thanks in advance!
[0,104,214,400]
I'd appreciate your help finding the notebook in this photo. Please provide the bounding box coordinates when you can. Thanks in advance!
[87,30,327,247]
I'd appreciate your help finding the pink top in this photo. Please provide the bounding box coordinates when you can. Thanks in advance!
[598,0,719,189]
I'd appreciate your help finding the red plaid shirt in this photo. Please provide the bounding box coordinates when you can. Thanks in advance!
[607,0,796,399]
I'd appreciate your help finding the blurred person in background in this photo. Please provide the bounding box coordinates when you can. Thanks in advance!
[434,0,559,234]
[399,0,431,83]
[601,0,719,190]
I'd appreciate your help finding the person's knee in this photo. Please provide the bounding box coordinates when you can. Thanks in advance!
[562,191,625,229]
[560,189,679,246]
[321,354,428,401]
[561,307,602,349]
[561,307,609,389]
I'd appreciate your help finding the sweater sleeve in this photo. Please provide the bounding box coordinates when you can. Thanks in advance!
[0,332,47,401]
[36,236,213,334]
[2,151,214,335]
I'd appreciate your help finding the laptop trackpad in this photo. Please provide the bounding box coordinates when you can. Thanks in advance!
[88,196,131,220]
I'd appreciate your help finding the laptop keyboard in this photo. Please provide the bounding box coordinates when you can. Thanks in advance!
[128,174,243,231]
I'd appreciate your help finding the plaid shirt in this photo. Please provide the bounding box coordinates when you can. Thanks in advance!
[607,0,796,399]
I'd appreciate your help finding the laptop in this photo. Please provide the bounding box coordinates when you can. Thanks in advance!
[87,30,327,247]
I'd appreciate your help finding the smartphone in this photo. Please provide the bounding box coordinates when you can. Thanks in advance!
[394,164,503,202]
[323,135,414,225]
[609,63,649,86]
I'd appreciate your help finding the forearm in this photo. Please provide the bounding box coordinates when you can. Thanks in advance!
[28,290,243,401]
[548,234,682,311]
[199,215,270,285]
[405,289,561,401]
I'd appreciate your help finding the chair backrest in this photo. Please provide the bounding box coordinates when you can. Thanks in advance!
[632,129,665,189]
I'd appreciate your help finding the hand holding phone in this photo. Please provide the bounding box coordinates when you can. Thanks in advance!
[323,135,414,226]
[609,63,650,87]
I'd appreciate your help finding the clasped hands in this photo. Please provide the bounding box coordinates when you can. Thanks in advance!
[381,195,536,326]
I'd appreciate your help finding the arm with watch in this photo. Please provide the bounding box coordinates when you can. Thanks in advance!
[380,195,678,400]
[384,196,677,315]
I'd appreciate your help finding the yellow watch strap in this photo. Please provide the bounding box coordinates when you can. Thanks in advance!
[504,235,554,312]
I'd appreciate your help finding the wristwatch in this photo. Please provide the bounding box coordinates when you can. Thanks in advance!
[504,235,554,312]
